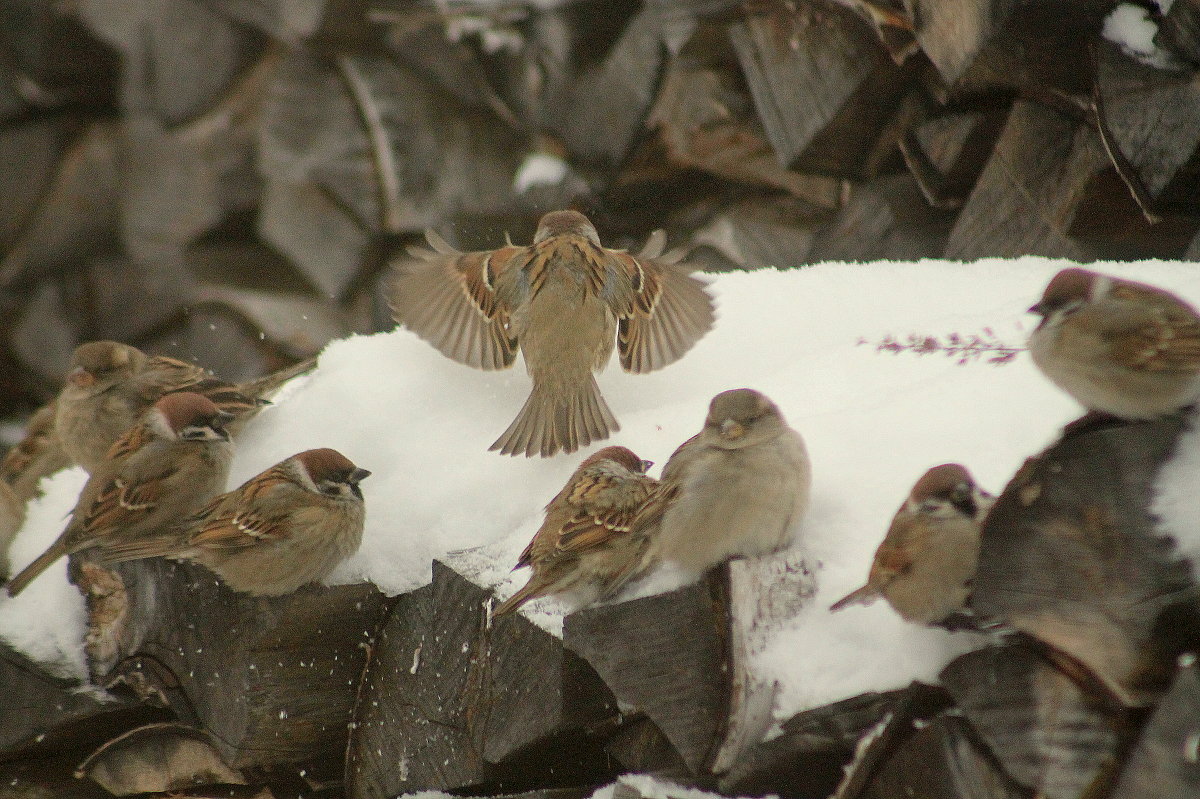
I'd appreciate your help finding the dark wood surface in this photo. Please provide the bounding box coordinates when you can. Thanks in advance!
[345,561,617,799]
[971,410,1199,706]
[84,557,389,772]
[940,643,1130,799]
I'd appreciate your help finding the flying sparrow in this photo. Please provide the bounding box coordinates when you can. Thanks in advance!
[495,445,657,616]
[389,209,716,457]
[5,392,235,597]
[52,341,314,475]
[98,448,370,597]
[1028,268,1200,419]
[636,388,811,577]
[830,463,994,625]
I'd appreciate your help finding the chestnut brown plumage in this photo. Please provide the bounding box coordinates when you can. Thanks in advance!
[1029,268,1200,419]
[5,393,234,597]
[99,448,370,597]
[495,446,657,615]
[389,210,716,457]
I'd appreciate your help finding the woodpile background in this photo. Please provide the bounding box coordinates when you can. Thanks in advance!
[1,0,1199,798]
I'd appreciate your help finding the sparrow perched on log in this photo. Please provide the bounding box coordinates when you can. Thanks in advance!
[1029,268,1200,419]
[636,389,811,577]
[389,209,716,457]
[99,448,370,597]
[51,341,313,476]
[0,401,69,504]
[5,393,235,597]
[495,446,657,616]
[830,463,993,625]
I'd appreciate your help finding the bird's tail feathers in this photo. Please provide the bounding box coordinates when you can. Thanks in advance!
[5,539,68,597]
[490,376,617,458]
[829,584,878,613]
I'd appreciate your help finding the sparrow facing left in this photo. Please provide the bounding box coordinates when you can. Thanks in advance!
[495,445,657,616]
[53,341,313,475]
[636,388,812,577]
[830,463,994,625]
[5,392,235,597]
[1029,268,1200,419]
[389,210,716,458]
[99,448,370,597]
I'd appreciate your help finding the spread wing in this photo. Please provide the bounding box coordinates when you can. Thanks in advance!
[607,236,716,373]
[388,230,522,371]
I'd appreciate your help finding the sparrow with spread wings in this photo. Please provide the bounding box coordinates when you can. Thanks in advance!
[389,210,716,457]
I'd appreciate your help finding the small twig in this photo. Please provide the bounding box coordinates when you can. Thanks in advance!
[858,328,1025,365]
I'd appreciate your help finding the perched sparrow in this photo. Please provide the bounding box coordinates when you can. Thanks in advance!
[495,446,657,616]
[54,341,313,475]
[99,449,370,597]
[0,480,22,579]
[389,209,716,457]
[830,463,994,625]
[1029,268,1200,419]
[637,389,811,577]
[0,401,70,503]
[5,393,234,597]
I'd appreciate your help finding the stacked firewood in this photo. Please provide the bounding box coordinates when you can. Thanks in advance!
[2,0,1199,418]
[2,1,1200,798]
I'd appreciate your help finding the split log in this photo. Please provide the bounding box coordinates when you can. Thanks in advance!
[75,721,246,795]
[647,36,844,210]
[0,122,120,296]
[565,548,816,777]
[688,199,821,271]
[1156,0,1200,65]
[854,715,1027,799]
[728,1,910,178]
[0,639,167,759]
[943,100,1105,260]
[82,557,389,773]
[951,2,1113,99]
[725,684,951,799]
[0,753,114,799]
[1094,40,1200,215]
[809,174,951,262]
[903,0,1016,87]
[345,561,618,799]
[898,110,1006,210]
[549,6,667,174]
[971,410,1200,706]
[1111,657,1200,798]
[939,643,1131,799]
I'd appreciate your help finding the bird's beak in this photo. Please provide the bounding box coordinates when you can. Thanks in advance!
[350,468,372,483]
[719,419,745,440]
[640,459,654,473]
[1027,301,1046,315]
[67,367,95,387]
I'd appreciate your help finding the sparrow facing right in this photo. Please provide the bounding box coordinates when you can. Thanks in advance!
[5,392,235,597]
[495,445,657,616]
[637,388,812,578]
[389,210,716,458]
[99,448,370,597]
[830,463,993,625]
[1028,268,1200,419]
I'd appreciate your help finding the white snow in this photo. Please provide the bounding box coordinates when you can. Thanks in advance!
[4,257,1200,723]
[1103,4,1174,68]
[513,152,571,194]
